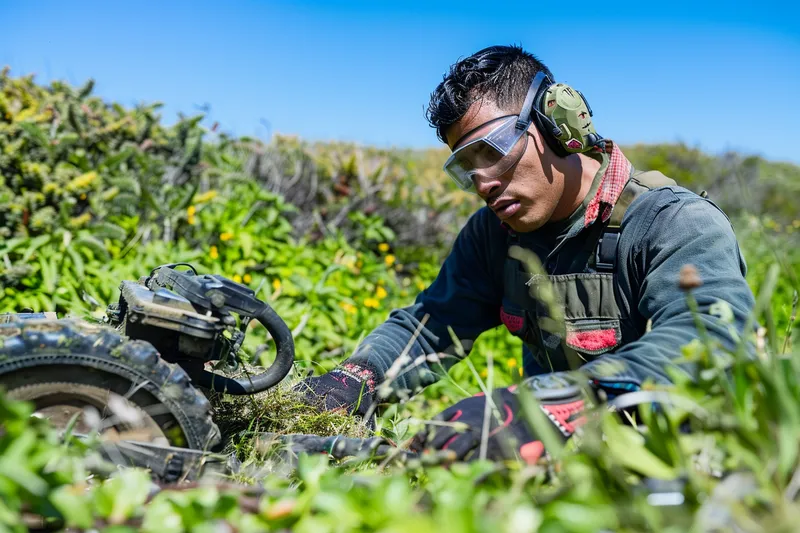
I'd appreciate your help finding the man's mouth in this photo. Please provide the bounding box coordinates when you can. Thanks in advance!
[489,197,521,220]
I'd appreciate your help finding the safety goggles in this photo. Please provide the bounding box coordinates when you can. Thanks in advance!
[443,71,548,193]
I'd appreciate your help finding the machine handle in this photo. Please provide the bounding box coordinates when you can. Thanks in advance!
[196,303,295,395]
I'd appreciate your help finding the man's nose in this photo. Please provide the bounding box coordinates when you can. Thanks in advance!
[472,174,502,199]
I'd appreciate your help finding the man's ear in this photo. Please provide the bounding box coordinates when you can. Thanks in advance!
[528,125,546,156]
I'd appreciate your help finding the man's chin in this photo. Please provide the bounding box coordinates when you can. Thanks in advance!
[506,214,546,234]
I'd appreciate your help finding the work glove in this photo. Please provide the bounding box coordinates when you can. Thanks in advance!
[294,362,378,422]
[410,372,588,464]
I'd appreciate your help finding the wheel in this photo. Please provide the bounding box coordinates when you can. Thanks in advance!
[0,318,220,451]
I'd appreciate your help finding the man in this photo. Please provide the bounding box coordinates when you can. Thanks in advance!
[298,45,755,463]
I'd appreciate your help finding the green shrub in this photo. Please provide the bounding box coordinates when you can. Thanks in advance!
[1,69,800,532]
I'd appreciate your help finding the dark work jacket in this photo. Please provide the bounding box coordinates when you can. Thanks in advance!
[342,171,756,401]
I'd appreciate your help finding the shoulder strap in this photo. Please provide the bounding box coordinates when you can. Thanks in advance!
[594,169,677,272]
[608,170,677,228]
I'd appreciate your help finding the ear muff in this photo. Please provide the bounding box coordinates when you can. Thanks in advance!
[529,74,604,157]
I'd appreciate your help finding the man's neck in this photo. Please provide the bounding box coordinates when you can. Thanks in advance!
[550,153,603,221]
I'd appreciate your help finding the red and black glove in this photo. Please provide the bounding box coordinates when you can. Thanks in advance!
[294,363,378,421]
[410,372,588,464]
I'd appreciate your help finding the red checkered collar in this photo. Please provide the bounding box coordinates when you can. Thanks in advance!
[583,140,632,227]
[499,141,632,235]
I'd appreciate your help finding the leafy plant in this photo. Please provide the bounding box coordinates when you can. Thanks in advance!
[1,68,799,533]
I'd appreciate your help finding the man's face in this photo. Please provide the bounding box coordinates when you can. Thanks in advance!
[445,99,565,233]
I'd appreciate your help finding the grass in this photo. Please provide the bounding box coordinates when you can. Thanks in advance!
[2,257,800,532]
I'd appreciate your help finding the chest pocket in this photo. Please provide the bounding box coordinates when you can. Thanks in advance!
[501,252,623,371]
[547,273,623,358]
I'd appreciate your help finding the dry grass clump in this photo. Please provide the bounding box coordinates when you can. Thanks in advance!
[208,383,370,454]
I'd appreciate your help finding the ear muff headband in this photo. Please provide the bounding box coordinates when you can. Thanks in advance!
[528,72,604,157]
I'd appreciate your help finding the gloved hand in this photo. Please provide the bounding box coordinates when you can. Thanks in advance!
[294,363,378,420]
[410,372,588,463]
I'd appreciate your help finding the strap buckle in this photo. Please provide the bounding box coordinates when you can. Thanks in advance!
[594,230,620,272]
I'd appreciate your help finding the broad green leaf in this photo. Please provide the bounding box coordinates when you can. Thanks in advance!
[240,232,254,258]
[93,469,152,524]
[50,485,94,529]
[602,417,677,480]
[141,498,184,533]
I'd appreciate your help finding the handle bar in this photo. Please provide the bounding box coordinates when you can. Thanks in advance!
[196,304,295,394]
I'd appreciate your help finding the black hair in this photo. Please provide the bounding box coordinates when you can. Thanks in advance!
[425,44,554,144]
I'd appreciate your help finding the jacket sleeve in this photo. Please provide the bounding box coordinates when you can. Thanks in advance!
[341,207,507,402]
[581,187,756,390]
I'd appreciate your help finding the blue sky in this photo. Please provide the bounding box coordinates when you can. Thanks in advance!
[2,1,799,163]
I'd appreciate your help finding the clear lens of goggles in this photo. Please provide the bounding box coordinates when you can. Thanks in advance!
[443,115,529,192]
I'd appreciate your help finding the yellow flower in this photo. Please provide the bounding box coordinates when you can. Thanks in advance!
[519,368,523,377]
[220,232,234,241]
[233,274,242,283]
[193,190,218,204]
[339,301,357,314]
[480,369,488,378]
[243,273,252,283]
[69,212,92,227]
[188,214,196,225]
[209,246,219,260]
[378,243,390,252]
[384,254,396,267]
[187,205,196,216]
[507,358,518,369]
[416,280,426,291]
[79,193,87,200]
[67,171,98,191]
[272,279,281,291]
[375,285,388,300]
[364,298,380,309]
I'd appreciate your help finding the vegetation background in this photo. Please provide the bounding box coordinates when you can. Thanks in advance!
[1,67,799,532]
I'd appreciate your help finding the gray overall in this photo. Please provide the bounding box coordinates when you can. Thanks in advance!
[499,170,677,377]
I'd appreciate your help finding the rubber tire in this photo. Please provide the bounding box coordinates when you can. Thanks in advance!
[0,318,221,451]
